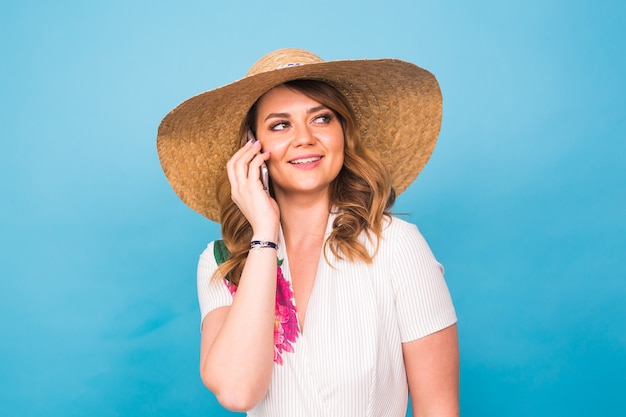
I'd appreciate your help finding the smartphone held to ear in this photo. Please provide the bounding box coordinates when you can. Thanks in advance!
[247,129,270,194]
[260,163,269,193]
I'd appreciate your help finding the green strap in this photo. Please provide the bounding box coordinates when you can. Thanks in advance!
[213,239,232,283]
[213,239,229,265]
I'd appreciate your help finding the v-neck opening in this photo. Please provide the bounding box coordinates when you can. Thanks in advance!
[278,212,335,335]
[282,248,324,335]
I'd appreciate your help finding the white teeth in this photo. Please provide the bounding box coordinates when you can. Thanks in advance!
[291,157,321,164]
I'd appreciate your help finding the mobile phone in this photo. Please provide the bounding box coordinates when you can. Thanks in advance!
[260,163,269,193]
[247,129,270,194]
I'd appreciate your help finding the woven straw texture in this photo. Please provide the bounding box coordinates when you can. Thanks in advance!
[157,48,442,222]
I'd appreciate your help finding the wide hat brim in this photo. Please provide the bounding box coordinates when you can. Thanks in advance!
[157,51,442,222]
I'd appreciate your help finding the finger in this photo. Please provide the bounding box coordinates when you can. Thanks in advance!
[227,142,265,201]
[246,151,269,182]
[227,139,256,184]
[235,140,263,168]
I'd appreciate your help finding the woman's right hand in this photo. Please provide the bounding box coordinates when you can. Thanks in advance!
[202,138,280,410]
[226,138,280,240]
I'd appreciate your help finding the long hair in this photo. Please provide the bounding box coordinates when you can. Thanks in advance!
[214,80,395,284]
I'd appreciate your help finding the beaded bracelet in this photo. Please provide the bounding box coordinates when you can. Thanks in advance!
[249,240,278,253]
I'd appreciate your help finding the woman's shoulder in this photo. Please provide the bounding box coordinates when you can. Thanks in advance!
[377,215,437,259]
[382,214,421,238]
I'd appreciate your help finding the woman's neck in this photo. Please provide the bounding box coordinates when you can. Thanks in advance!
[276,192,330,247]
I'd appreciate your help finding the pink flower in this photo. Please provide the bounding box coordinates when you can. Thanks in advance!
[273,264,299,363]
[223,261,300,365]
[224,279,237,296]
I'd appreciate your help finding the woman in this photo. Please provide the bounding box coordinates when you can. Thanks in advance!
[157,48,459,416]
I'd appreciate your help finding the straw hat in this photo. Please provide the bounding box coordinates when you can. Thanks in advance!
[157,48,442,222]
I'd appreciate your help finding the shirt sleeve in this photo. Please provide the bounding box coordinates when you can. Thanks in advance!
[388,219,457,342]
[197,241,234,328]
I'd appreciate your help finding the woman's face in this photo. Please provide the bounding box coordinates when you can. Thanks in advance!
[254,85,345,199]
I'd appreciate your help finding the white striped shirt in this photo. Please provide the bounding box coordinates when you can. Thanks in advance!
[197,214,457,416]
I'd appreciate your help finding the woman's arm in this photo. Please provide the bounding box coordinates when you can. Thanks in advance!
[199,139,280,411]
[403,323,459,417]
[200,245,278,411]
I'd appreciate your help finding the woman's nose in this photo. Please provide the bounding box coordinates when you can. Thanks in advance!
[292,125,315,146]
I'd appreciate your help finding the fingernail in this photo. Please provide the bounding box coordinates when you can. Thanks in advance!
[253,140,260,146]
[245,139,253,146]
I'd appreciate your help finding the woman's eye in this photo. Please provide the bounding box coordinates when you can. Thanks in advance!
[313,113,334,124]
[269,121,289,131]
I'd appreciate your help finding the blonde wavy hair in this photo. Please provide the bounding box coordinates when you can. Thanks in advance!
[214,80,395,284]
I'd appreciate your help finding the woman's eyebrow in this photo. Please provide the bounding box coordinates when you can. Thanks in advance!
[264,106,329,122]
[307,105,328,114]
[264,112,289,122]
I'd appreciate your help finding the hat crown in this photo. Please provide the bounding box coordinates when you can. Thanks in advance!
[246,48,324,77]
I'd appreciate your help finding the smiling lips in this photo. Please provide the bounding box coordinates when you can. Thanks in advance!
[289,156,323,165]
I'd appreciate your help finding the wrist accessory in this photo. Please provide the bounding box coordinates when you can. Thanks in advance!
[250,240,278,253]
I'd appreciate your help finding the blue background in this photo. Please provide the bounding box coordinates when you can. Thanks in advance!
[1,1,624,416]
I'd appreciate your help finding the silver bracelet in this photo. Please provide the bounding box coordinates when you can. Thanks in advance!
[249,240,278,253]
